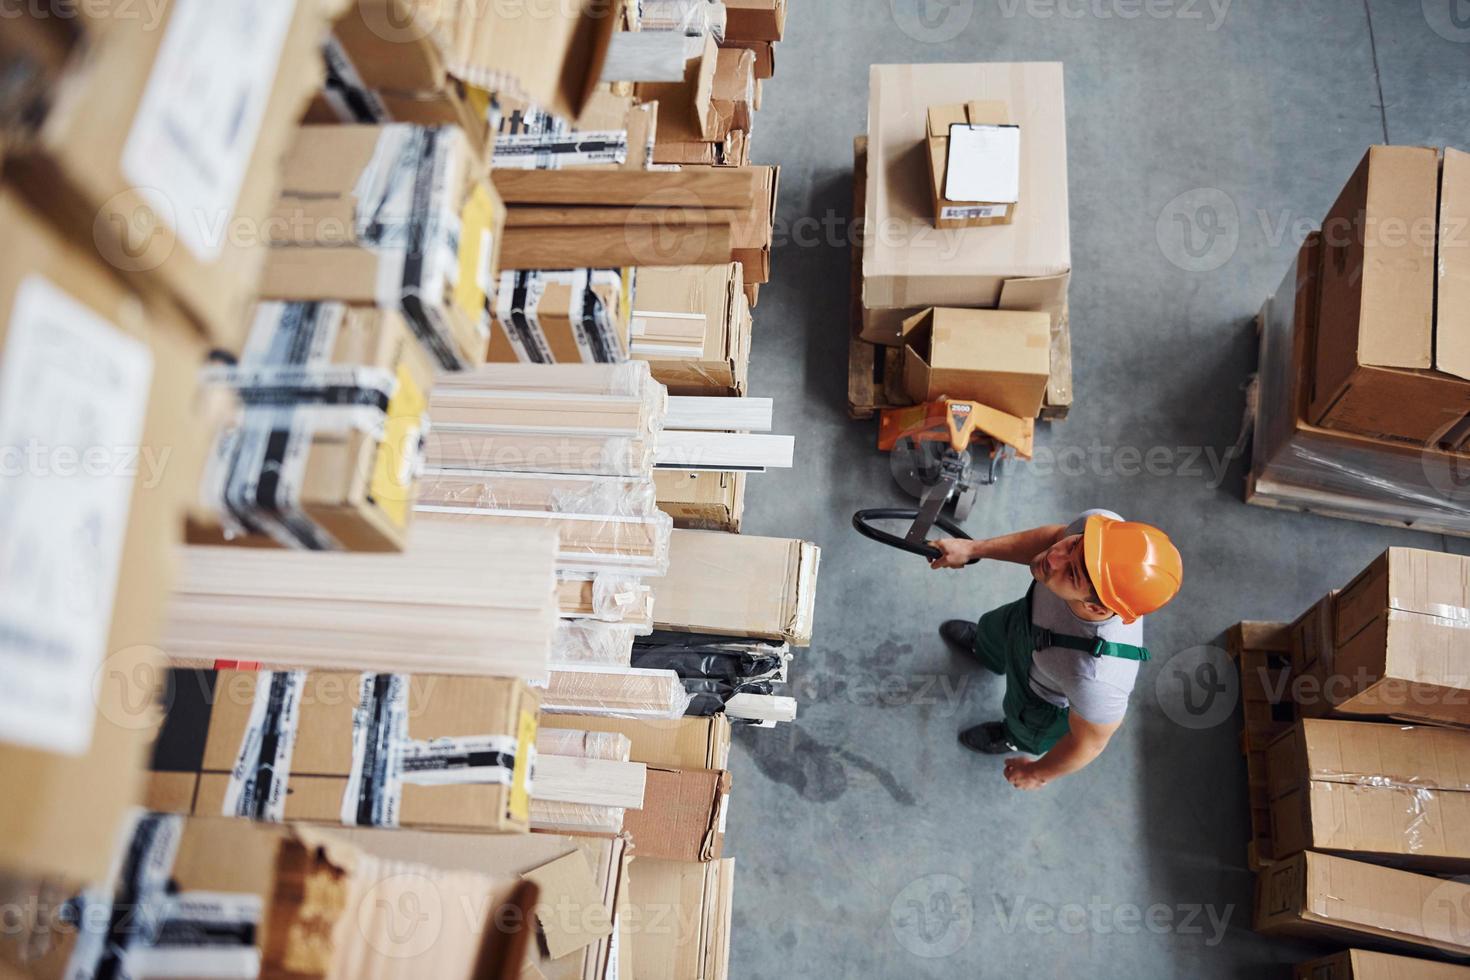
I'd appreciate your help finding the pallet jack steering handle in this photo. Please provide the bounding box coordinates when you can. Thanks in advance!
[851,509,980,565]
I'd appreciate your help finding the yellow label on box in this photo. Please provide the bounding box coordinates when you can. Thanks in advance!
[454,184,500,325]
[509,707,538,825]
[369,362,428,529]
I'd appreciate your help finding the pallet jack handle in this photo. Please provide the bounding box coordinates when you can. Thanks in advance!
[851,509,980,565]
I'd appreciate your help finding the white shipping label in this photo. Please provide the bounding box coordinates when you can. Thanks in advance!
[121,0,297,263]
[940,204,1009,221]
[944,124,1021,205]
[0,276,153,755]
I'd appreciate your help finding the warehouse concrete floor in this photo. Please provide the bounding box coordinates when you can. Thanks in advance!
[728,2,1470,977]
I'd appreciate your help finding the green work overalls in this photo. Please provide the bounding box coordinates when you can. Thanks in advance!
[971,585,1150,755]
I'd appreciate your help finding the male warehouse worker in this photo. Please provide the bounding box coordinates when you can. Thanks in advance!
[929,510,1182,791]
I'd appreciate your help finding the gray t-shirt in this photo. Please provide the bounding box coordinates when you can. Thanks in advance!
[1027,509,1143,725]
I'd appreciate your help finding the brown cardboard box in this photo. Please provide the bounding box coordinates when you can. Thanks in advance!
[1317,548,1470,727]
[862,63,1070,346]
[712,47,757,135]
[0,188,211,884]
[1309,146,1470,445]
[333,827,623,976]
[722,39,776,80]
[1266,719,1470,871]
[626,858,733,980]
[632,264,751,396]
[1255,850,1470,957]
[0,816,534,980]
[724,0,787,41]
[651,530,821,645]
[654,469,747,532]
[260,124,504,371]
[637,35,720,143]
[489,269,629,364]
[729,165,779,285]
[0,14,74,164]
[188,304,435,553]
[622,768,731,862]
[899,308,1051,417]
[5,0,343,351]
[457,0,617,121]
[1288,592,1337,679]
[545,715,732,770]
[1295,949,1470,979]
[1439,150,1470,382]
[925,102,1018,228]
[148,668,539,833]
[329,0,469,96]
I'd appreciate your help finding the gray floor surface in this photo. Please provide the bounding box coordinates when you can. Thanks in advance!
[724,2,1470,977]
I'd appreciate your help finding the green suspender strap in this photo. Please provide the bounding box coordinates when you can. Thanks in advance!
[1031,627,1151,662]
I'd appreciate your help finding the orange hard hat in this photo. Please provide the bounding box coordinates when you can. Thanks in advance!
[1082,514,1183,624]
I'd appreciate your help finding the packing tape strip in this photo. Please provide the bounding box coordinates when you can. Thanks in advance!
[341,673,522,828]
[356,127,467,370]
[223,671,307,822]
[495,270,555,364]
[66,814,262,979]
[320,36,390,124]
[1393,602,1470,626]
[492,130,630,171]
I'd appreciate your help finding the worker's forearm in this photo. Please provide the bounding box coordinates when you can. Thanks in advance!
[1033,731,1107,781]
[970,524,1067,564]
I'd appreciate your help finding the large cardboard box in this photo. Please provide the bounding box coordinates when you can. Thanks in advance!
[1309,146,1470,444]
[331,827,625,977]
[1317,548,1470,727]
[626,858,734,980]
[489,269,629,365]
[5,0,343,350]
[0,188,210,884]
[190,303,435,552]
[652,530,821,645]
[926,101,1018,229]
[712,47,757,136]
[729,165,779,285]
[637,35,720,143]
[260,124,504,371]
[724,0,786,41]
[1255,850,1470,958]
[622,767,731,863]
[148,668,539,833]
[899,308,1050,417]
[862,63,1070,346]
[655,469,746,532]
[1266,719,1470,871]
[456,0,617,122]
[632,264,751,396]
[0,815,534,980]
[1295,949,1470,979]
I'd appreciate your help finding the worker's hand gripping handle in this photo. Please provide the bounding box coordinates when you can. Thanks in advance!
[851,509,980,565]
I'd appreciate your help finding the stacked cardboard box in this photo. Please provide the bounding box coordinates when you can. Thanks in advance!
[1249,147,1470,535]
[1,5,815,978]
[851,62,1073,423]
[1239,546,1470,971]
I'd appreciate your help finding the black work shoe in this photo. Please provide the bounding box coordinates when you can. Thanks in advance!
[958,722,1019,755]
[940,619,978,656]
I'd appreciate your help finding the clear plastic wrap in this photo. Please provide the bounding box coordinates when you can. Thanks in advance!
[535,728,632,761]
[1251,245,1470,534]
[433,361,667,410]
[639,0,727,40]
[530,801,625,834]
[411,476,670,575]
[551,620,638,666]
[537,665,695,719]
[556,573,656,631]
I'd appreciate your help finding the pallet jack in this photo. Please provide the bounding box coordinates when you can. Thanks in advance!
[852,398,1034,564]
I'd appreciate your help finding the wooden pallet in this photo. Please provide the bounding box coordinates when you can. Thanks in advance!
[846,136,1073,422]
[1227,621,1295,871]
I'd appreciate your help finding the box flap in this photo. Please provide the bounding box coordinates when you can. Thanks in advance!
[522,851,613,959]
[1438,148,1470,380]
